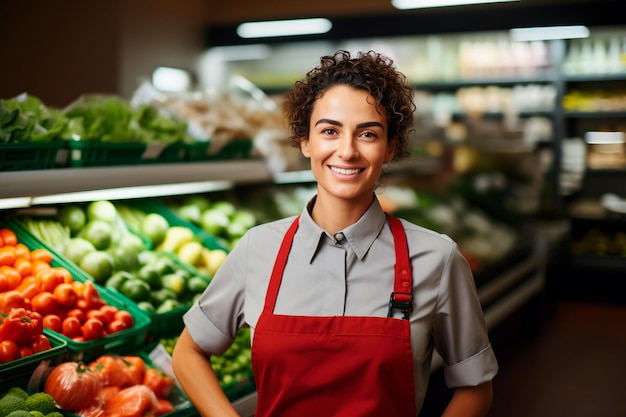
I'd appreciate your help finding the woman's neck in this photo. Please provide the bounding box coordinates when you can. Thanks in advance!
[310,192,375,235]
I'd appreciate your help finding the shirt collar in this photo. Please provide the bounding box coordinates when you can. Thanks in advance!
[298,195,387,262]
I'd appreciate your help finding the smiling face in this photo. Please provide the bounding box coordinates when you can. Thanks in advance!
[301,85,396,209]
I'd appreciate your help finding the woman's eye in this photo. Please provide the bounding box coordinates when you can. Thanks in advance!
[360,131,378,140]
[321,128,337,135]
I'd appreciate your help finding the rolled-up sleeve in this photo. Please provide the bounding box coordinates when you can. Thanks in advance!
[183,233,249,356]
[433,243,499,388]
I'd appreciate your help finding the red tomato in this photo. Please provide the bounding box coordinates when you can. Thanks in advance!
[118,355,146,386]
[44,362,101,412]
[99,305,118,324]
[38,269,64,293]
[62,316,83,339]
[43,314,62,333]
[107,319,129,334]
[80,280,105,310]
[0,290,28,314]
[31,291,59,316]
[53,282,78,309]
[30,334,52,353]
[19,346,33,358]
[89,355,127,388]
[66,308,87,324]
[82,318,105,341]
[114,310,134,328]
[153,398,175,416]
[102,385,156,417]
[143,368,174,399]
[86,309,108,326]
[99,385,121,404]
[0,340,19,364]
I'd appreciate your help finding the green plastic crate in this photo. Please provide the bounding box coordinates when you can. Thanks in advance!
[3,221,152,362]
[0,141,67,171]
[184,142,211,162]
[100,250,206,342]
[66,140,187,167]
[0,330,68,392]
[186,139,253,162]
[223,371,256,402]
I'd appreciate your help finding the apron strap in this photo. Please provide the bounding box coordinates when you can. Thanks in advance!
[263,216,300,313]
[387,214,413,320]
[263,214,413,319]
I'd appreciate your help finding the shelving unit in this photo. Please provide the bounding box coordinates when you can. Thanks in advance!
[0,160,273,209]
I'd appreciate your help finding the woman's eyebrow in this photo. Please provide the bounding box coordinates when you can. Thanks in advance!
[314,119,384,130]
[314,118,341,127]
[357,121,384,129]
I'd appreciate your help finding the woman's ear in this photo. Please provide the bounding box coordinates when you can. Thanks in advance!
[384,137,397,163]
[300,138,311,157]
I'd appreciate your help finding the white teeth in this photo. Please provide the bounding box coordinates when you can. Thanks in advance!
[331,166,361,175]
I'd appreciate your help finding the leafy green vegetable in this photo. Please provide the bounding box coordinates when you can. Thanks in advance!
[0,94,68,143]
[64,96,192,144]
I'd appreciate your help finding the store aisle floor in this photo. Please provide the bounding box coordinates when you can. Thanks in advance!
[486,299,626,417]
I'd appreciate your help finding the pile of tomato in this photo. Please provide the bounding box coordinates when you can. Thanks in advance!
[0,307,53,364]
[0,227,135,344]
[43,354,176,417]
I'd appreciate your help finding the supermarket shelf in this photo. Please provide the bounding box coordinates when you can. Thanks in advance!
[0,160,273,208]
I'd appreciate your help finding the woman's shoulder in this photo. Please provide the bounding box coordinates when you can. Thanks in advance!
[245,215,299,240]
[395,216,457,247]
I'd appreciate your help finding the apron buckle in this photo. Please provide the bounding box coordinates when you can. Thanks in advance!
[387,292,413,320]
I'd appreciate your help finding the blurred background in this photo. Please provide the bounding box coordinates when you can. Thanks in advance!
[1,1,626,416]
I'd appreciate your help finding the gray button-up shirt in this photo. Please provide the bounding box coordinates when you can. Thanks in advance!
[184,195,498,411]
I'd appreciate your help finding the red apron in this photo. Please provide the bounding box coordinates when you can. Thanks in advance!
[251,214,417,417]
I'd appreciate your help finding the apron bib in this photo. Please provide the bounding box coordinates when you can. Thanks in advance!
[251,215,417,417]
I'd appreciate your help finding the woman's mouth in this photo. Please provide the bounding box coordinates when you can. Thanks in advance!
[330,166,364,175]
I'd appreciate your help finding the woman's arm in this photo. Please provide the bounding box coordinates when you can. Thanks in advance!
[441,381,493,417]
[172,328,240,417]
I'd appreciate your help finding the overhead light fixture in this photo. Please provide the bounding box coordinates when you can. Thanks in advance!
[210,44,271,61]
[391,0,518,10]
[152,67,192,92]
[510,25,590,41]
[237,18,332,38]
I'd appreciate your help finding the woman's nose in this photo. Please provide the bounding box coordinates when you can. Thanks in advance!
[337,136,358,159]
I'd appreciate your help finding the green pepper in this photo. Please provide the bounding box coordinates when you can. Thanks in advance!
[0,308,43,345]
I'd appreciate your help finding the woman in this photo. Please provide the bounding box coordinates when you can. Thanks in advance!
[172,50,498,417]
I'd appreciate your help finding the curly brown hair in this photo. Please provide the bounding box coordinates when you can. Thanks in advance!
[282,49,415,162]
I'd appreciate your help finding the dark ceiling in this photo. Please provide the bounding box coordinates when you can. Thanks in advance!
[205,0,625,46]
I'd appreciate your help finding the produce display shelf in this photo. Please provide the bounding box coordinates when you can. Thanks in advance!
[121,198,228,252]
[0,330,68,392]
[0,160,272,205]
[2,220,152,362]
[0,141,67,172]
[66,140,187,167]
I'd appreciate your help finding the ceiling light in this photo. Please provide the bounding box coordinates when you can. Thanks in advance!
[237,18,332,38]
[152,67,192,92]
[391,0,518,10]
[510,25,590,41]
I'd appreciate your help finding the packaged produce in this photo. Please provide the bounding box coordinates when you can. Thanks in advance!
[36,351,191,417]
